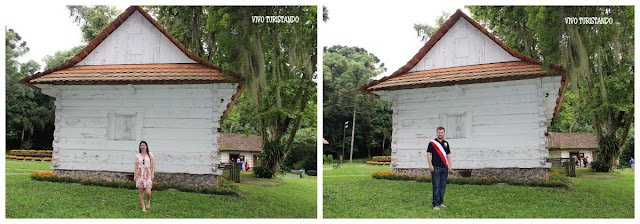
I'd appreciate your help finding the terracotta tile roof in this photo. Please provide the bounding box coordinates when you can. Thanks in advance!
[19,6,244,121]
[218,133,262,152]
[30,64,226,83]
[547,132,597,149]
[368,61,550,90]
[360,9,567,125]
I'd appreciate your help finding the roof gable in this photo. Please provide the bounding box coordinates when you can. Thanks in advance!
[76,10,196,65]
[408,18,519,72]
[218,133,262,152]
[548,132,597,149]
[360,9,568,125]
[22,6,242,88]
[20,6,245,121]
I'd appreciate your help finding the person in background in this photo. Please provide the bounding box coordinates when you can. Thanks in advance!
[583,156,588,167]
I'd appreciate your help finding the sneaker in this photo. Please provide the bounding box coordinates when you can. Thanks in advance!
[433,206,440,211]
[439,204,447,209]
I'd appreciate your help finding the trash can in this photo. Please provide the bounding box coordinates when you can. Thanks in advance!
[300,169,305,178]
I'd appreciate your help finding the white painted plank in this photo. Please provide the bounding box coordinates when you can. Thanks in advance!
[143,118,216,129]
[54,149,218,173]
[58,107,218,119]
[54,138,215,153]
[408,18,519,72]
[76,11,196,66]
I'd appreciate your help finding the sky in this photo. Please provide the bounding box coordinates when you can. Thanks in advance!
[3,3,130,70]
[322,2,468,78]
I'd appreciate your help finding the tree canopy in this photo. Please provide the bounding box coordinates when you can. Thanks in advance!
[468,6,634,171]
[323,45,391,161]
[5,28,54,150]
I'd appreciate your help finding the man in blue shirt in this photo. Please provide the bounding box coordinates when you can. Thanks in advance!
[631,157,634,171]
[427,127,452,211]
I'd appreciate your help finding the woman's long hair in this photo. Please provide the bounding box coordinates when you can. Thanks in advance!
[139,141,149,154]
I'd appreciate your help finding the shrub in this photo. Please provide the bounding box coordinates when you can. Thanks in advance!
[590,160,610,172]
[252,166,274,178]
[371,171,569,188]
[30,172,239,195]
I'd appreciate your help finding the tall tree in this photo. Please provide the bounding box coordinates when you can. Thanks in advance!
[413,11,451,43]
[323,45,390,161]
[67,6,122,42]
[149,6,317,176]
[468,6,634,171]
[5,28,54,150]
[42,45,84,70]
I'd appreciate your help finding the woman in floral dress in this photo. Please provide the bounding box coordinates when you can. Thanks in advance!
[134,141,154,212]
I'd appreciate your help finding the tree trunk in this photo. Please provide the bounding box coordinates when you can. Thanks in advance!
[281,87,312,165]
[618,107,634,149]
[381,136,386,156]
[20,125,25,149]
[349,102,356,163]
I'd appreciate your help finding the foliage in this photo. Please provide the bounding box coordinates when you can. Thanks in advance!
[593,132,619,172]
[252,166,275,179]
[67,5,122,42]
[468,6,634,170]
[413,11,451,43]
[5,28,54,150]
[548,90,593,133]
[42,45,84,70]
[323,154,336,164]
[371,171,569,188]
[30,172,239,196]
[618,128,634,166]
[323,45,391,160]
[282,127,317,171]
[589,160,609,172]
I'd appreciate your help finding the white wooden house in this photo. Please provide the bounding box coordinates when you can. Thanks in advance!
[360,9,567,179]
[546,132,597,163]
[218,133,262,169]
[21,6,244,187]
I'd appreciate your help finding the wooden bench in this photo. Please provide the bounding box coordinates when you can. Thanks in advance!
[307,170,317,176]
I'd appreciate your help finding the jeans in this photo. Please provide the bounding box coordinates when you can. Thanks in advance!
[431,166,449,207]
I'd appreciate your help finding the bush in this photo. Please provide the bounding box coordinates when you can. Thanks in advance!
[30,172,239,195]
[371,171,569,188]
[590,160,610,172]
[252,166,275,178]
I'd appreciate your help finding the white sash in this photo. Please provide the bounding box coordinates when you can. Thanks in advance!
[430,139,449,167]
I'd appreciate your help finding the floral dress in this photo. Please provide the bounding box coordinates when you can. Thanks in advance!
[135,152,154,188]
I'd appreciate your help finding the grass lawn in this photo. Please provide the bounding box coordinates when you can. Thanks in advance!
[323,163,634,218]
[6,160,316,218]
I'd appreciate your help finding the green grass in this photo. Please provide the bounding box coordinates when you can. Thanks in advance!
[5,160,52,173]
[323,163,634,218]
[6,160,317,218]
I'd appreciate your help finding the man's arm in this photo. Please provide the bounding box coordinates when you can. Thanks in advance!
[447,154,452,172]
[427,152,434,172]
